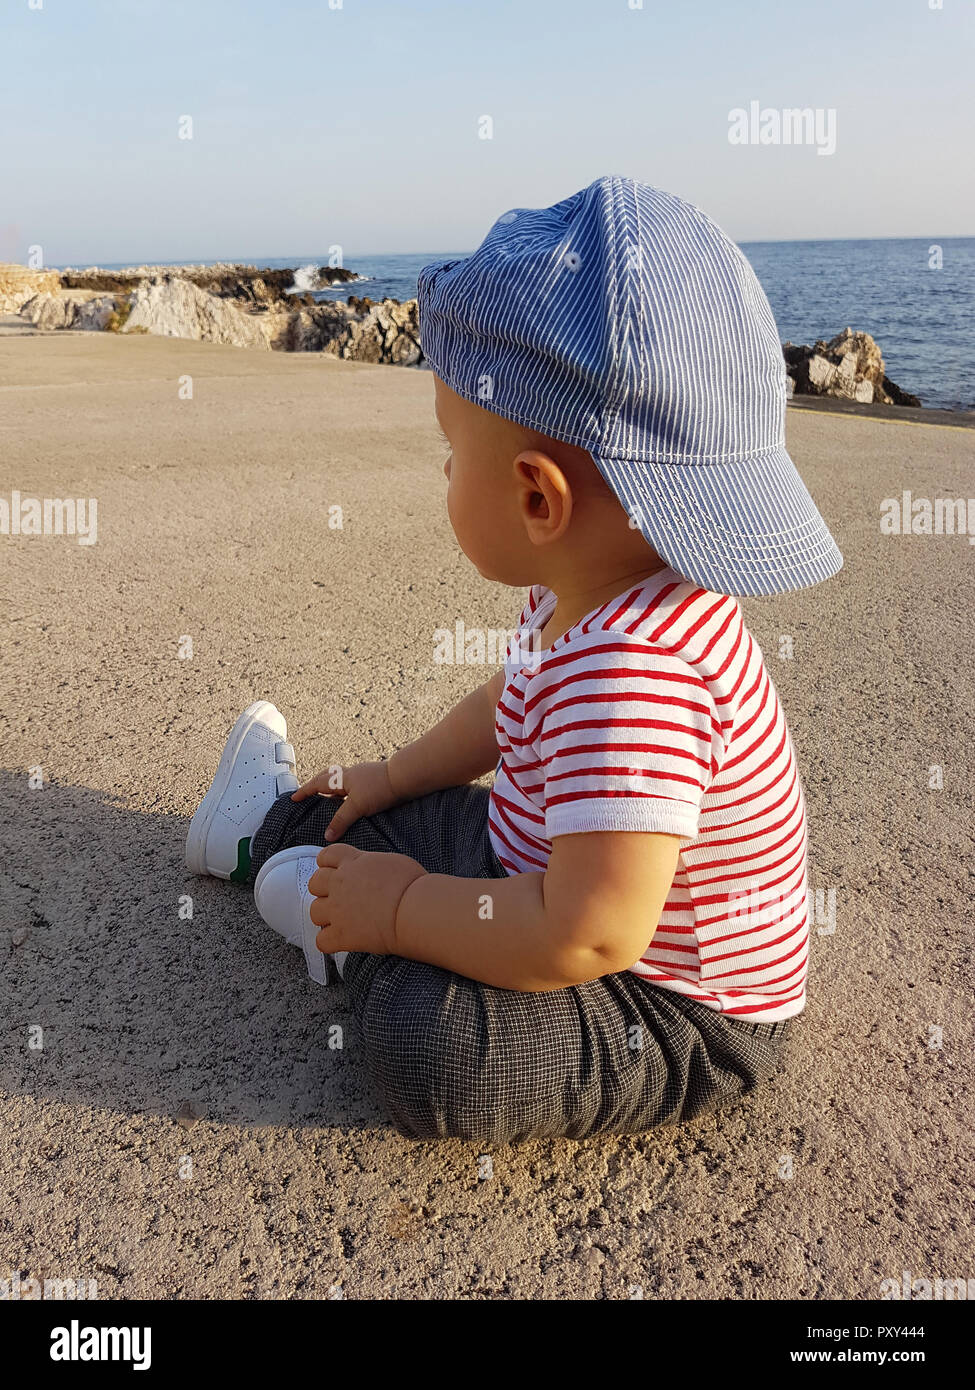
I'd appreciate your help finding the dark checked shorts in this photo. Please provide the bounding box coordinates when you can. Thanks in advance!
[250,785,792,1145]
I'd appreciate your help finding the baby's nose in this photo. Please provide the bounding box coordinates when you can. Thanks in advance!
[443,457,452,479]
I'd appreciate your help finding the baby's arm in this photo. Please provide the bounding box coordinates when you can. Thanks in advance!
[311,828,681,992]
[291,671,503,842]
[390,829,681,990]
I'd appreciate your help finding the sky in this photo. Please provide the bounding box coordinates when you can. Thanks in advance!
[1,0,972,266]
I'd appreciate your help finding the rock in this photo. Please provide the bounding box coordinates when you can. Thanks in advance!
[75,294,122,331]
[783,328,920,407]
[828,328,886,396]
[806,354,836,393]
[266,296,421,364]
[270,303,351,353]
[19,290,120,331]
[317,265,360,286]
[835,350,858,393]
[337,298,421,366]
[0,264,61,312]
[173,1099,205,1130]
[123,274,273,348]
[19,291,72,330]
[881,374,922,409]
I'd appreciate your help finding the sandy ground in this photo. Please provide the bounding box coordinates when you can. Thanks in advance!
[1,332,972,1301]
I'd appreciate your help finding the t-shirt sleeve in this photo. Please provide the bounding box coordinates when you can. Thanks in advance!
[532,631,720,841]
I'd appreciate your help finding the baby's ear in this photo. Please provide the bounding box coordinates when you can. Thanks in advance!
[513,451,572,543]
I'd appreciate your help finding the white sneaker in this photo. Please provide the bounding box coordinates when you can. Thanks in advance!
[185,701,299,881]
[253,845,331,985]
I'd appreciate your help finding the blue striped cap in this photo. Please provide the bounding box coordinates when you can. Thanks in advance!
[417,177,843,598]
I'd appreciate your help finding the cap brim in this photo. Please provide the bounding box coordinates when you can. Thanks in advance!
[592,445,843,598]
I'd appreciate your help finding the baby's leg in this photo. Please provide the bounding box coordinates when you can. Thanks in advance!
[250,782,789,1143]
[344,954,790,1143]
[249,782,496,874]
[249,783,500,983]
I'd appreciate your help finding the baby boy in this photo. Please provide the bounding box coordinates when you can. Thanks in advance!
[185,178,842,1144]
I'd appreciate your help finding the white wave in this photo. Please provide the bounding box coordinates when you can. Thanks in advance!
[289,266,371,294]
[291,263,320,292]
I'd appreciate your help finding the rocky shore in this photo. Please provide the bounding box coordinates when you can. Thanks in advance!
[0,263,922,401]
[58,262,359,301]
[784,328,921,408]
[0,262,420,366]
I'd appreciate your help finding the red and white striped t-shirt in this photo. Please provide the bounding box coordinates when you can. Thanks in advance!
[488,568,810,1021]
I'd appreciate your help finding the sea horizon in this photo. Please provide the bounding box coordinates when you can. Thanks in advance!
[51,232,975,266]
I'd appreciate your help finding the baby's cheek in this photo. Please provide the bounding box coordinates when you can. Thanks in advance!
[446,476,472,528]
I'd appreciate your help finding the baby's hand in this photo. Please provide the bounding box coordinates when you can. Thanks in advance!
[290,760,398,841]
[308,844,426,957]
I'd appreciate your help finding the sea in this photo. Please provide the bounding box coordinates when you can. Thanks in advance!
[79,238,974,412]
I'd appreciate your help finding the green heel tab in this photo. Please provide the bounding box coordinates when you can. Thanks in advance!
[229,837,252,883]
